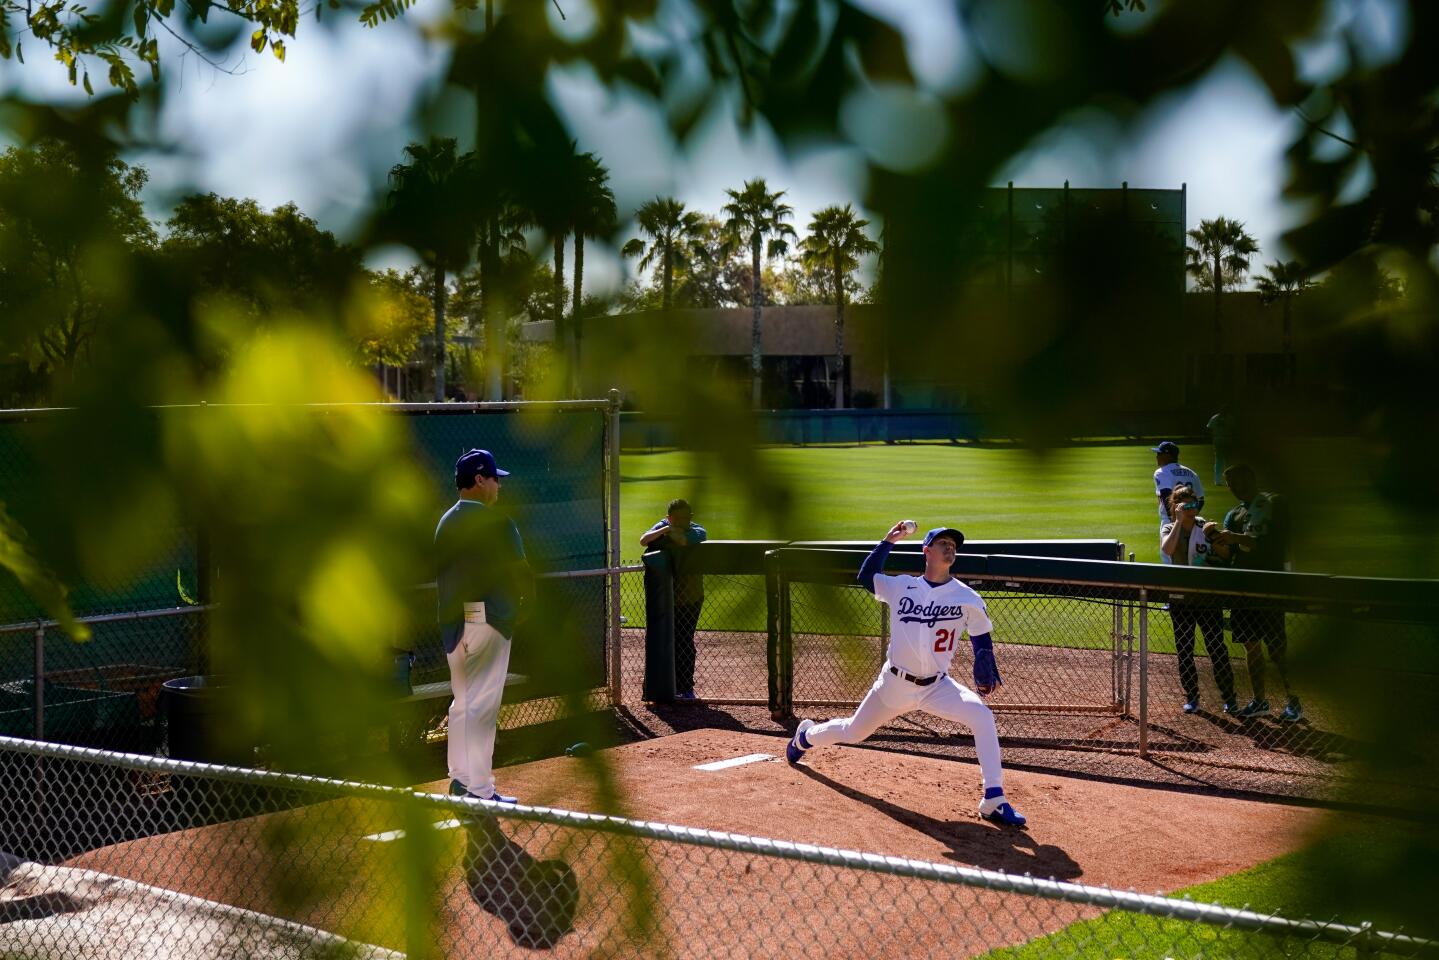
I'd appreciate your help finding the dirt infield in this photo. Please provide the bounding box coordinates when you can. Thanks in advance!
[621,626,1416,807]
[62,730,1338,959]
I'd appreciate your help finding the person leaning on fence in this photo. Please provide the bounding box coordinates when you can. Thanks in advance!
[435,448,533,804]
[638,499,708,701]
[1160,484,1238,716]
[1217,463,1302,722]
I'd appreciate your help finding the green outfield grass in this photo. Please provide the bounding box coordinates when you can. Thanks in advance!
[619,439,1426,650]
[979,828,1427,959]
[621,439,1422,577]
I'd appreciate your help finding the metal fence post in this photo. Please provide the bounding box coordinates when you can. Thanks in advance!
[1357,920,1374,960]
[1123,594,1135,716]
[1111,594,1122,711]
[32,621,44,740]
[1137,588,1149,759]
[607,388,623,707]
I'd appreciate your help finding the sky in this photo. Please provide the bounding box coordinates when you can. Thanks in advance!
[0,0,1408,294]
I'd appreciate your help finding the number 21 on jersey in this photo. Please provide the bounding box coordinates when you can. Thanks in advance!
[933,628,956,652]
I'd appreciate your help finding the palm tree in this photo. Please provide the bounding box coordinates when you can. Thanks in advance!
[567,152,616,395]
[520,143,575,361]
[1256,259,1312,383]
[1186,216,1260,354]
[522,144,615,397]
[799,205,880,408]
[721,178,796,408]
[384,139,481,401]
[621,197,706,310]
[477,203,531,400]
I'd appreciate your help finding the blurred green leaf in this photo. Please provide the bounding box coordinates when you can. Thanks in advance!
[0,500,88,641]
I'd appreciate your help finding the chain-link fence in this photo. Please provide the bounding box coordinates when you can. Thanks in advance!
[759,554,1439,810]
[0,400,624,761]
[2,734,1433,960]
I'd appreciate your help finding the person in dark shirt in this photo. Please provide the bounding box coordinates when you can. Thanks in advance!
[435,448,532,802]
[638,499,708,700]
[1218,463,1302,722]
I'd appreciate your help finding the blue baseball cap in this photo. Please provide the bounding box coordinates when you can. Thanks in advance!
[455,449,510,487]
[1151,441,1180,455]
[923,527,965,548]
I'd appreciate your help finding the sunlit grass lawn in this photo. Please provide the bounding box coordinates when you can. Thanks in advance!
[979,828,1428,959]
[620,439,1428,642]
[621,438,1419,573]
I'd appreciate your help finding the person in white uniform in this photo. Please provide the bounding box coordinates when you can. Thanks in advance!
[786,523,1027,827]
[1151,441,1204,564]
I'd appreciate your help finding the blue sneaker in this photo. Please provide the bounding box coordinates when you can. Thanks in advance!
[675,690,699,702]
[786,719,815,764]
[979,792,1027,827]
[450,780,517,804]
[1235,699,1271,719]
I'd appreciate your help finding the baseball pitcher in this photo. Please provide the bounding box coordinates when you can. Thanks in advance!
[786,522,1027,827]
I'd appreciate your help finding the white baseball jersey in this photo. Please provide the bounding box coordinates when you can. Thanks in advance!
[1154,463,1204,524]
[871,574,993,677]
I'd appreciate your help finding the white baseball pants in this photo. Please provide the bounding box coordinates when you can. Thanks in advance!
[446,619,511,799]
[805,664,1004,791]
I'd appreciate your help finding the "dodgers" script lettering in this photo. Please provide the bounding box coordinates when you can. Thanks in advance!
[895,596,967,627]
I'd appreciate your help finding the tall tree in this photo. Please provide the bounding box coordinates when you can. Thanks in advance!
[0,140,156,392]
[1186,216,1260,354]
[382,139,480,401]
[799,205,880,408]
[1255,260,1313,381]
[621,197,706,311]
[476,203,530,401]
[356,268,432,397]
[566,152,616,398]
[163,193,361,318]
[721,179,796,408]
[509,137,574,393]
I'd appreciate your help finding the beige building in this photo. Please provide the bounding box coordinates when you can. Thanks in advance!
[524,290,1329,413]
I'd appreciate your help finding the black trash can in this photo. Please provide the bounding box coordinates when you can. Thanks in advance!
[161,676,252,766]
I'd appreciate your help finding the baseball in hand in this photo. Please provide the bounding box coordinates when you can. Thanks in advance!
[901,520,918,535]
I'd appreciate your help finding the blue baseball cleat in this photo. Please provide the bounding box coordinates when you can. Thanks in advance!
[786,718,815,764]
[981,802,1028,827]
[450,779,517,804]
[979,788,1027,827]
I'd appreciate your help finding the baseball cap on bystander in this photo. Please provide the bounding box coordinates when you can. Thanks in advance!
[455,449,510,488]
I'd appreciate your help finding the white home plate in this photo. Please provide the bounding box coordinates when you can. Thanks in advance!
[693,753,775,772]
[362,819,464,843]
